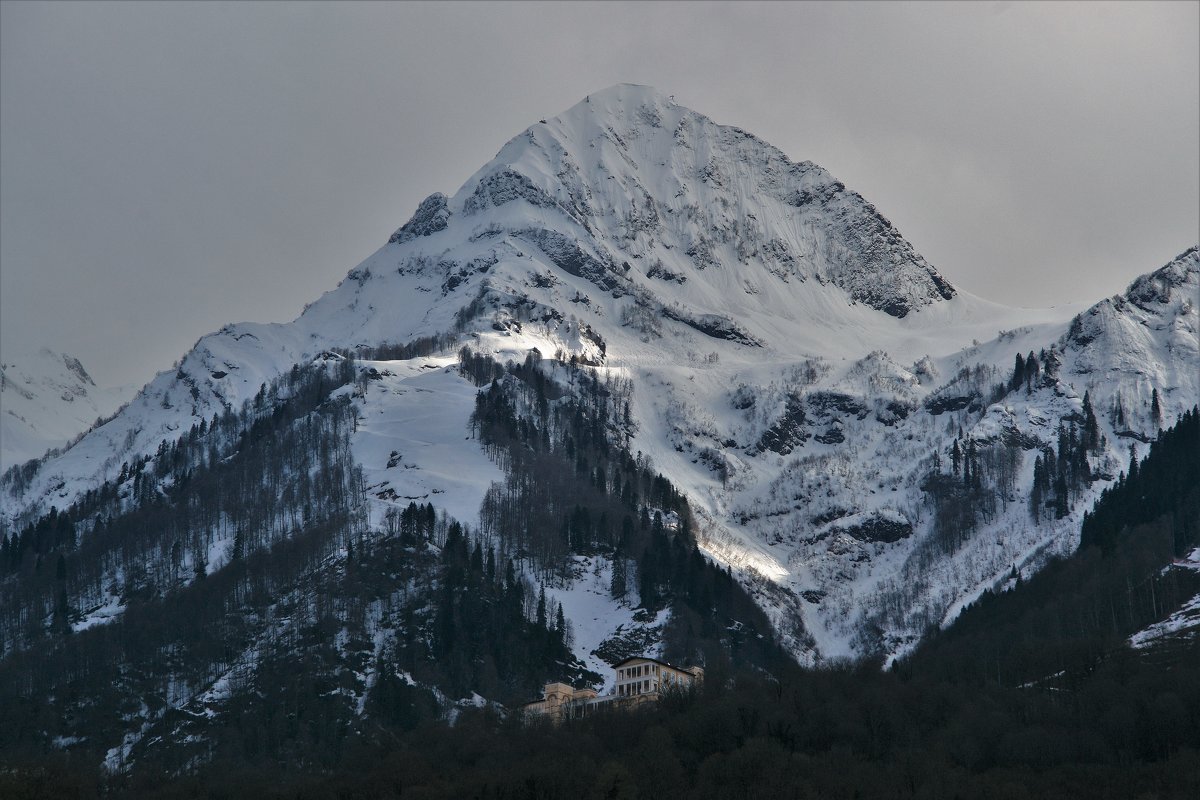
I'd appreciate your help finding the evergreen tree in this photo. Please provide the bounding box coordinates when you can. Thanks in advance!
[232,525,245,561]
[610,552,627,599]
[52,553,70,635]
[1010,353,1025,392]
[1057,425,1071,488]
[639,549,658,609]
[1082,391,1100,452]
[1053,474,1069,519]
[1029,455,1045,521]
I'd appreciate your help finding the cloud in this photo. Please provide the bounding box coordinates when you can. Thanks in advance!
[1,1,1196,384]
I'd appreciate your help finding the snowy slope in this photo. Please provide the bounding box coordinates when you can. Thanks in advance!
[0,85,1051,522]
[351,355,504,530]
[1130,547,1200,650]
[1061,246,1199,434]
[0,348,129,472]
[4,85,1196,667]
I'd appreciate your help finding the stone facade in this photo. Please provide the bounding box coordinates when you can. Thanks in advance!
[521,656,703,721]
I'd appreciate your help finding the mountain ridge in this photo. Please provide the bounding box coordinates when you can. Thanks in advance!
[0,348,129,472]
[2,86,1196,670]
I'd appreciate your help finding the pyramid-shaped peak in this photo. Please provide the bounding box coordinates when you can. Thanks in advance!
[405,85,957,319]
[580,83,675,108]
[546,84,682,128]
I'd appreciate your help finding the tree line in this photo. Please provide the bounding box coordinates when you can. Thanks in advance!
[462,346,790,671]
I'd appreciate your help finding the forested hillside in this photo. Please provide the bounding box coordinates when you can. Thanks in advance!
[905,407,1199,689]
[3,406,1195,797]
[0,350,790,783]
[180,408,1200,796]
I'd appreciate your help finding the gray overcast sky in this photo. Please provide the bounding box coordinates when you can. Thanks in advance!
[2,1,1197,388]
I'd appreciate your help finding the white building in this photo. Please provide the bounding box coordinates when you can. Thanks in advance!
[522,656,703,721]
[612,656,703,698]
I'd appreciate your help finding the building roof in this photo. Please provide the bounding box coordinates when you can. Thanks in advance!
[612,655,700,672]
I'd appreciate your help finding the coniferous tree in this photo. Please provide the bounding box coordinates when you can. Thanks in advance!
[1029,455,1045,521]
[1010,353,1026,391]
[1082,391,1100,452]
[536,585,547,629]
[1024,351,1040,391]
[1054,474,1069,519]
[639,549,658,609]
[232,525,246,561]
[470,542,484,575]
[51,553,70,635]
[610,551,627,599]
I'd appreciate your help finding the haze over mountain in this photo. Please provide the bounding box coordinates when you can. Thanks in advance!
[1,86,1196,776]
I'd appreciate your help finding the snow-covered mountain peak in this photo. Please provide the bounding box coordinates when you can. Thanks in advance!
[394,84,958,321]
[5,89,1195,672]
[1063,246,1197,356]
[553,82,680,127]
[1125,245,1198,309]
[0,349,129,471]
[1,348,96,403]
[1061,245,1198,437]
[1,87,1059,528]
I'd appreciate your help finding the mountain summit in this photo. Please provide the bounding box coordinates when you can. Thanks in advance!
[3,87,1196,679]
[398,83,956,319]
[0,349,128,472]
